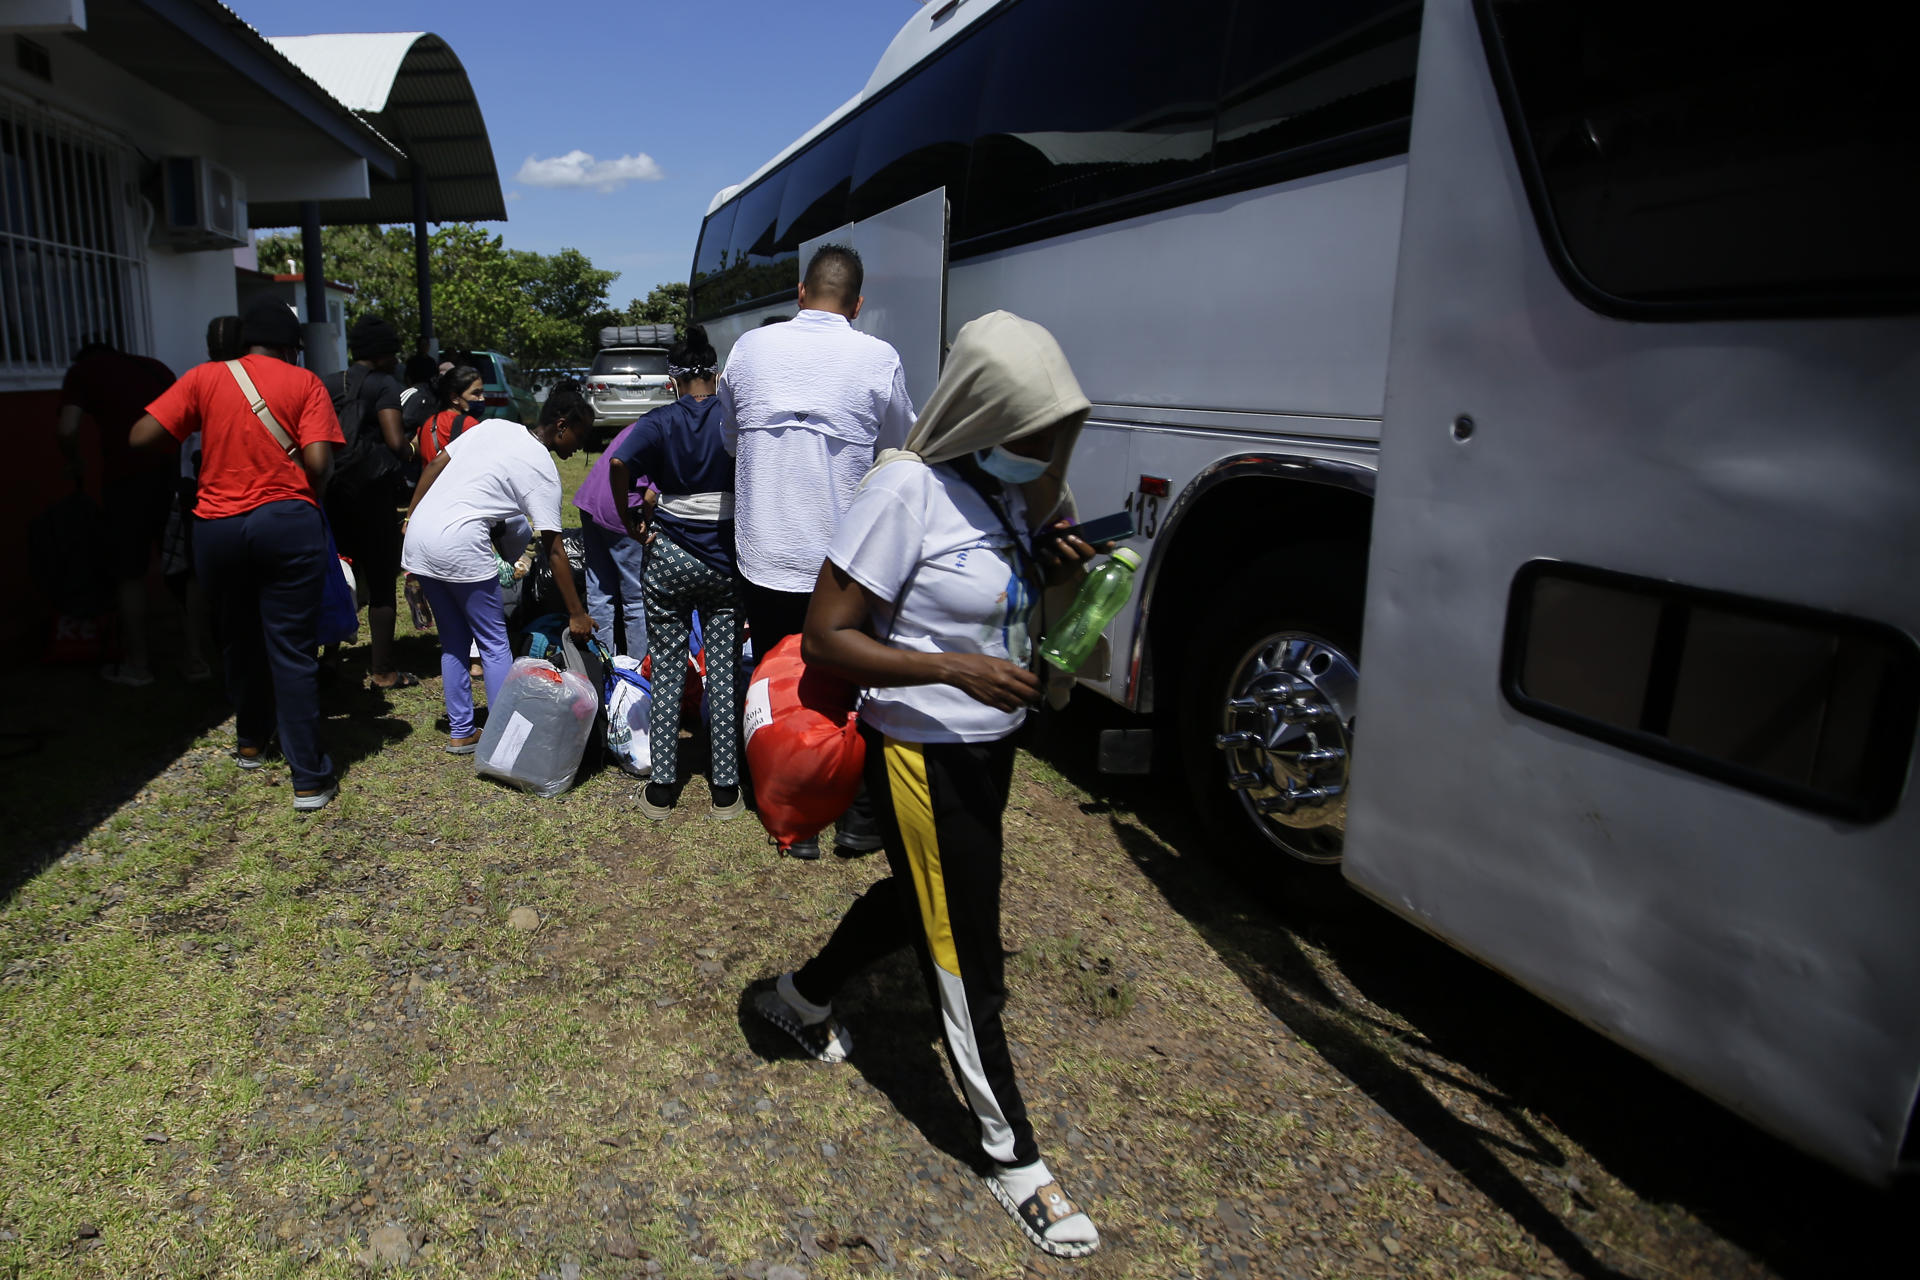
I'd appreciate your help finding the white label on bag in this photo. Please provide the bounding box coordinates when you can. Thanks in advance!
[743,679,773,743]
[491,711,535,773]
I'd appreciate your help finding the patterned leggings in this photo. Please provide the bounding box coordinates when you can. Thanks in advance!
[642,533,742,788]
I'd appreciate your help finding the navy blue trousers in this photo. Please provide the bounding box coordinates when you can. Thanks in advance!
[193,499,335,790]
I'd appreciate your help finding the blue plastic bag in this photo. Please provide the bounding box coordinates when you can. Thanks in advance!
[318,517,358,646]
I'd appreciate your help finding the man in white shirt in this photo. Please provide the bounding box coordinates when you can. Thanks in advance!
[721,244,915,856]
[722,244,915,647]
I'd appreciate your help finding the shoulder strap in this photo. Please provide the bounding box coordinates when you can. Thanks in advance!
[224,359,297,458]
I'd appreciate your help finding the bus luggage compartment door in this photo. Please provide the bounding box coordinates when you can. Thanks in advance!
[800,185,948,414]
[1345,0,1920,1181]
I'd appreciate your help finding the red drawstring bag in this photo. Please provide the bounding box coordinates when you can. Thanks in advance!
[744,633,865,852]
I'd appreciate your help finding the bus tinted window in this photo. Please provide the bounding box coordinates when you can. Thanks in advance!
[690,202,736,320]
[1505,562,1920,823]
[849,26,989,223]
[964,0,1226,238]
[1216,0,1419,171]
[1486,2,1920,313]
[776,121,862,255]
[725,172,792,308]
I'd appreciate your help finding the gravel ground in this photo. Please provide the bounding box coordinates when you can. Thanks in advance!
[2,633,1914,1279]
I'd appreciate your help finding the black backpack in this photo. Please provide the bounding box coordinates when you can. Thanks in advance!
[326,366,401,495]
[399,381,437,433]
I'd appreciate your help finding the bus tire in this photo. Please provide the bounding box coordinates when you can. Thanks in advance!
[1179,545,1362,866]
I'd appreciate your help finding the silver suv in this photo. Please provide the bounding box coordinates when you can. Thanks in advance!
[587,346,675,434]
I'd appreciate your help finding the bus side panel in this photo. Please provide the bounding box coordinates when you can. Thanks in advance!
[945,161,1407,424]
[1348,0,1920,1180]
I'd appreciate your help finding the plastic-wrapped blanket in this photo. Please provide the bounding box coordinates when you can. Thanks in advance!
[474,656,598,797]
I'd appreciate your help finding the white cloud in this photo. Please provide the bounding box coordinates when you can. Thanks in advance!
[514,150,664,193]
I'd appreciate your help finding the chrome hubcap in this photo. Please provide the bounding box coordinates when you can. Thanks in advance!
[1214,632,1357,864]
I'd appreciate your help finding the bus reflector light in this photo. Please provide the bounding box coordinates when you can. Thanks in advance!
[1138,475,1170,498]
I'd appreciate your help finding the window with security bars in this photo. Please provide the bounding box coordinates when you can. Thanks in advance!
[1,93,150,386]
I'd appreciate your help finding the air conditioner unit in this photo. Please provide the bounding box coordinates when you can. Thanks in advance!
[156,156,247,250]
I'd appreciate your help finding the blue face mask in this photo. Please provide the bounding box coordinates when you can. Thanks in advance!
[976,445,1050,485]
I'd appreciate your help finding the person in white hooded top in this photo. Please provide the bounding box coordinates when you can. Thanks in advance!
[751,311,1106,1259]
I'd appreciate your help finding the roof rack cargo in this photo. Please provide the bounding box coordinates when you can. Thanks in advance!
[599,324,676,350]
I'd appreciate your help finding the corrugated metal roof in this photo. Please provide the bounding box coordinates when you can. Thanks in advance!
[266,32,425,112]
[249,30,505,228]
[82,0,403,173]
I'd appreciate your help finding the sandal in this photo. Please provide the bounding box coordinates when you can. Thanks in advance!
[987,1176,1099,1259]
[368,671,422,690]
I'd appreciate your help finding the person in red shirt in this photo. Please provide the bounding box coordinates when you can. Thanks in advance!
[415,364,485,467]
[129,298,346,813]
[55,338,177,685]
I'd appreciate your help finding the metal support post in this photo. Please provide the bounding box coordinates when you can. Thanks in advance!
[299,201,340,374]
[412,164,436,359]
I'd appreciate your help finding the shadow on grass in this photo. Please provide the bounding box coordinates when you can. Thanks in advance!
[737,957,992,1178]
[0,661,231,903]
[1026,700,1916,1280]
[1,635,417,905]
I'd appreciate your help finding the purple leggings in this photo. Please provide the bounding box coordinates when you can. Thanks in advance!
[419,576,512,739]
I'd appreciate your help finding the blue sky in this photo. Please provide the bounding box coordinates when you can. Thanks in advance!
[240,0,927,306]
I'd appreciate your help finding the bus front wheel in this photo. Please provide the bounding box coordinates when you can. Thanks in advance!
[1180,549,1360,865]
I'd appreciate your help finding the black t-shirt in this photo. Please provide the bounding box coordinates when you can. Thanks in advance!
[357,366,405,429]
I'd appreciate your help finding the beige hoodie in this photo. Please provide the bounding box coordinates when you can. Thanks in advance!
[868,310,1090,530]
[866,310,1094,706]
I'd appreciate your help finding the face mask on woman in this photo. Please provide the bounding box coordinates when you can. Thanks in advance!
[975,444,1050,485]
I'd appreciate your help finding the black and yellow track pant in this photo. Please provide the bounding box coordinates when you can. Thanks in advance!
[794,721,1038,1169]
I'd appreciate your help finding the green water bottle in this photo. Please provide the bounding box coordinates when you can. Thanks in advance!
[1039,547,1142,673]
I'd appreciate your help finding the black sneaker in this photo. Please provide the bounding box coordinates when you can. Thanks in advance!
[786,836,821,860]
[833,797,883,854]
[752,974,852,1063]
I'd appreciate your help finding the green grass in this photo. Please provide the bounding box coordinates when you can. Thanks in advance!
[0,447,1798,1279]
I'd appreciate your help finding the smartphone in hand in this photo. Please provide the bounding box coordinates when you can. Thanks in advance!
[1069,509,1136,547]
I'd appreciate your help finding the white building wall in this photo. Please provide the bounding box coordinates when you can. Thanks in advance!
[1,27,368,383]
[3,36,234,381]
[143,251,236,376]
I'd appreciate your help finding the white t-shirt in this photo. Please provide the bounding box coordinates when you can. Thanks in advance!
[401,419,564,584]
[828,460,1036,744]
[720,310,915,591]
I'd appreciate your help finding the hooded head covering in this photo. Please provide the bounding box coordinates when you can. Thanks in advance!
[871,311,1090,529]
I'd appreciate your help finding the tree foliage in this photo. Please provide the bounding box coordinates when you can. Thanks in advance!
[623,281,689,332]
[254,224,687,384]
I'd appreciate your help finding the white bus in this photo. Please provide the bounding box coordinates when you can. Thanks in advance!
[690,0,1920,1184]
